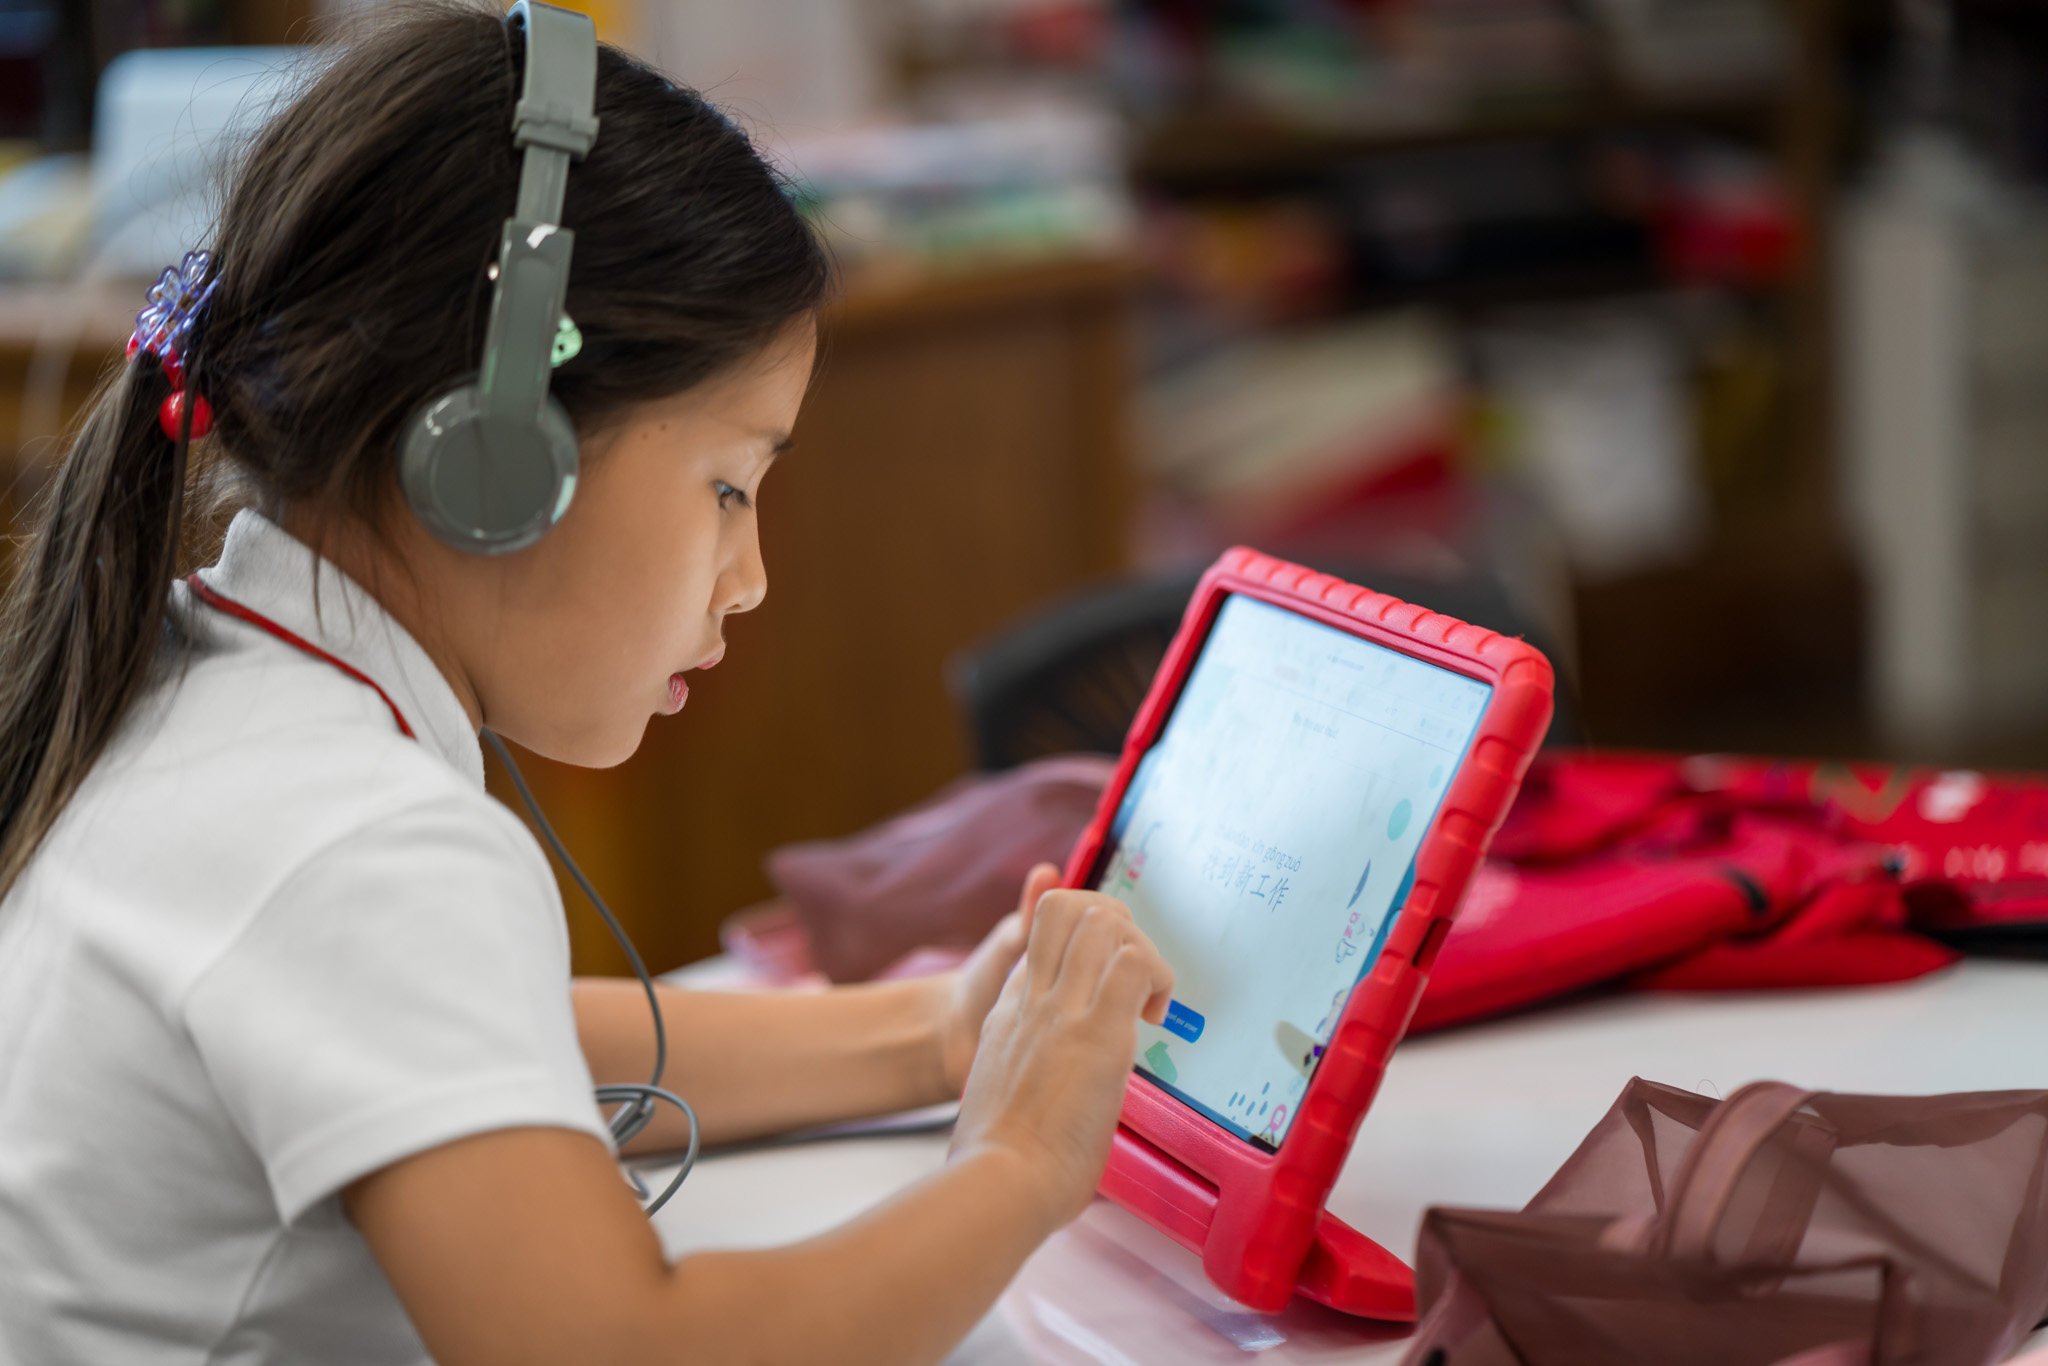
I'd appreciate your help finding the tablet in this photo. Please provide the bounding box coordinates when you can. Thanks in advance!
[1062,548,1552,1319]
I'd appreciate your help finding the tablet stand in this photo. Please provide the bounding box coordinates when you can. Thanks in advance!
[1100,1124,1416,1321]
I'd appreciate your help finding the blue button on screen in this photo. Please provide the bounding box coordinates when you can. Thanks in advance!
[1163,999,1205,1042]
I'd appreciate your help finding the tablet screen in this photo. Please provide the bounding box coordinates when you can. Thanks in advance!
[1090,593,1492,1149]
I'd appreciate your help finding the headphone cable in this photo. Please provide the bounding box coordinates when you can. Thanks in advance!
[483,729,698,1213]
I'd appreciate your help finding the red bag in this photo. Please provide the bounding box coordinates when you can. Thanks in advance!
[1694,756,2048,942]
[1491,752,2048,938]
[1412,754,1966,1034]
[1412,815,1943,1033]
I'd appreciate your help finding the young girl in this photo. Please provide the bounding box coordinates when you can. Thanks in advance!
[0,5,1173,1363]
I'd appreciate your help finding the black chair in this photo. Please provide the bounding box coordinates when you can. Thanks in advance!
[948,562,1579,772]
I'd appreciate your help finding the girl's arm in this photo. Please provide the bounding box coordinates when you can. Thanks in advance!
[351,1127,1057,1366]
[576,975,957,1147]
[351,889,1174,1366]
[576,866,1059,1149]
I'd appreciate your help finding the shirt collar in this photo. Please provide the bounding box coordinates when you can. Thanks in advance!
[192,510,485,789]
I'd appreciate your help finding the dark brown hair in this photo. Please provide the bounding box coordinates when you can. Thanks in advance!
[0,2,829,899]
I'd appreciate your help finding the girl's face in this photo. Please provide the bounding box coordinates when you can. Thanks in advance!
[402,318,817,767]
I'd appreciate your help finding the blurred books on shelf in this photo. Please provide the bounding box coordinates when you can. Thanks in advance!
[1132,129,1795,326]
[1647,143,1799,288]
[1470,298,1708,580]
[1136,296,1721,582]
[1140,310,1462,537]
[1195,0,1595,131]
[894,0,1789,152]
[1579,0,1793,98]
[778,106,1137,278]
[638,0,888,135]
[1107,0,1786,142]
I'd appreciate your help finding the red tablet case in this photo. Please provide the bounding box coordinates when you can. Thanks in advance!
[1062,548,1554,1320]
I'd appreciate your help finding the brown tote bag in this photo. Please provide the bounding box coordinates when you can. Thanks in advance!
[1403,1080,2048,1366]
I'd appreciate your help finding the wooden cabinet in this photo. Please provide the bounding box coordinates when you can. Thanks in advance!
[0,255,1140,972]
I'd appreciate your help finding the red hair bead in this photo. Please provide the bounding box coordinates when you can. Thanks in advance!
[158,390,212,442]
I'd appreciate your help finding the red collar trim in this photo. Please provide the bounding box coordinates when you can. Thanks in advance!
[184,572,417,741]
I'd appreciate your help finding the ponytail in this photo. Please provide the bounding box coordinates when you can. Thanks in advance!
[0,348,196,901]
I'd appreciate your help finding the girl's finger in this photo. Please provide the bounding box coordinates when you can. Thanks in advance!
[1026,891,1085,989]
[983,910,1026,962]
[1016,862,1061,935]
[1095,939,1175,1026]
[1050,905,1126,1010]
[1141,973,1175,1026]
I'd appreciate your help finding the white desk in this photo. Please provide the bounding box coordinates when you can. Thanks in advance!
[649,959,2048,1363]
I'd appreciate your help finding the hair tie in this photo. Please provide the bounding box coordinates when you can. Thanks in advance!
[126,250,218,442]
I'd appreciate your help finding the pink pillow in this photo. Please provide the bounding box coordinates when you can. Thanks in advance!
[765,755,1115,983]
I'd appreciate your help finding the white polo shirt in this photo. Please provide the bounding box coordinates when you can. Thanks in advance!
[0,511,613,1365]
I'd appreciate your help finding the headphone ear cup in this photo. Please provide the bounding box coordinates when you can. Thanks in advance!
[400,385,579,553]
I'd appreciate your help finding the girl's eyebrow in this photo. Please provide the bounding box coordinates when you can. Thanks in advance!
[765,432,795,459]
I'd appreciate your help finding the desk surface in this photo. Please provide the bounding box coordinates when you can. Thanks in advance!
[651,959,2048,1363]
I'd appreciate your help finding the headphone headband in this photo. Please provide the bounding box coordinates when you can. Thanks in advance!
[480,1,597,427]
[509,1,599,161]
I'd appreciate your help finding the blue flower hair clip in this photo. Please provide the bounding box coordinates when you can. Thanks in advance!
[126,250,218,440]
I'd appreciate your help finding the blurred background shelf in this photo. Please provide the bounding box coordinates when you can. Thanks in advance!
[1130,89,1786,186]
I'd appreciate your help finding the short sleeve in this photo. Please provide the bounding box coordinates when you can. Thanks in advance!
[180,796,613,1224]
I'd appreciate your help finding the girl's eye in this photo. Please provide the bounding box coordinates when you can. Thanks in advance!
[714,481,751,512]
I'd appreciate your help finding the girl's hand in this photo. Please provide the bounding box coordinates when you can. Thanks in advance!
[932,862,1063,1095]
[948,889,1174,1230]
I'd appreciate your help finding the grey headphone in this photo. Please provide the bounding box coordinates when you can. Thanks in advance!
[394,7,703,1213]
[399,0,598,554]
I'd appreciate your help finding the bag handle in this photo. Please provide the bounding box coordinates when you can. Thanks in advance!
[1658,1081,1820,1266]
